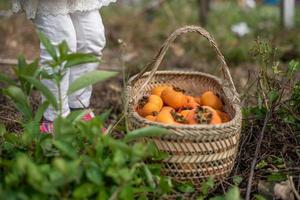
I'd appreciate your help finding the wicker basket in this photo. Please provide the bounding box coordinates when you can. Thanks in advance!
[125,26,242,187]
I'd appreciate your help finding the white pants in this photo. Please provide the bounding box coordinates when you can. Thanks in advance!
[34,10,106,121]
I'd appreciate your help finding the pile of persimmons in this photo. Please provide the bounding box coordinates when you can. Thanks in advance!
[136,85,231,125]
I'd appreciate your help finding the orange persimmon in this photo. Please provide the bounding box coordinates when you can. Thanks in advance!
[155,109,179,125]
[216,110,231,123]
[186,106,222,125]
[145,115,157,122]
[151,85,172,97]
[161,87,187,109]
[137,95,163,117]
[182,95,200,109]
[200,91,223,110]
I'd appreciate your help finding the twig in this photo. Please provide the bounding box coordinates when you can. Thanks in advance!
[258,76,269,109]
[288,176,300,200]
[245,110,273,200]
[119,39,130,133]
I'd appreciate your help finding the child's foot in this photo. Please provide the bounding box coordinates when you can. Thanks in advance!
[82,111,95,122]
[40,120,54,134]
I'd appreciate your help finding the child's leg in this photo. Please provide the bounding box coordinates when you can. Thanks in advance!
[34,14,77,121]
[68,10,106,109]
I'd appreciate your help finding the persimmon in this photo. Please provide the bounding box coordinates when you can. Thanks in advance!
[148,95,163,109]
[194,97,202,105]
[145,115,156,122]
[171,110,188,124]
[137,95,163,117]
[179,110,190,118]
[201,91,223,110]
[161,87,187,109]
[186,106,222,125]
[216,110,231,123]
[161,106,175,112]
[185,109,198,125]
[151,85,172,97]
[202,106,222,124]
[155,109,179,125]
[182,96,200,109]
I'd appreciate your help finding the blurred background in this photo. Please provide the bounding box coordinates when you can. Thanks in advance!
[0,0,299,110]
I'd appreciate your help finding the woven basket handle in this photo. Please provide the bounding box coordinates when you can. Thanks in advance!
[133,25,239,99]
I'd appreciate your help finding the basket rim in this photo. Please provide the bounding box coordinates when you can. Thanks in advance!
[126,70,242,131]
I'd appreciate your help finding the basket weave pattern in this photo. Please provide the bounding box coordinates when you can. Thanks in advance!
[125,26,242,187]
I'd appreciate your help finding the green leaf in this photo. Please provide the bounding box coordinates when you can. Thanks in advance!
[143,165,156,189]
[53,158,81,180]
[58,40,69,59]
[0,73,16,86]
[19,59,40,94]
[54,117,77,143]
[158,176,173,193]
[224,186,240,200]
[64,53,99,68]
[113,150,126,166]
[267,172,286,182]
[98,109,111,122]
[67,109,91,123]
[120,185,134,200]
[288,60,300,74]
[268,90,279,103]
[38,32,57,61]
[3,86,32,120]
[53,140,77,159]
[233,176,242,185]
[17,55,27,72]
[106,138,132,154]
[21,58,39,77]
[176,182,194,193]
[67,70,117,95]
[22,76,58,110]
[34,101,50,124]
[200,177,214,196]
[73,183,97,199]
[256,160,268,169]
[124,127,168,142]
[86,163,102,185]
[22,121,39,143]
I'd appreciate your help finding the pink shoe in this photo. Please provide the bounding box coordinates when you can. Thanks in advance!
[40,120,54,134]
[82,112,95,121]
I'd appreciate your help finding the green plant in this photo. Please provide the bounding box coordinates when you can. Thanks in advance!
[0,33,175,199]
[242,39,300,198]
[0,114,174,199]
